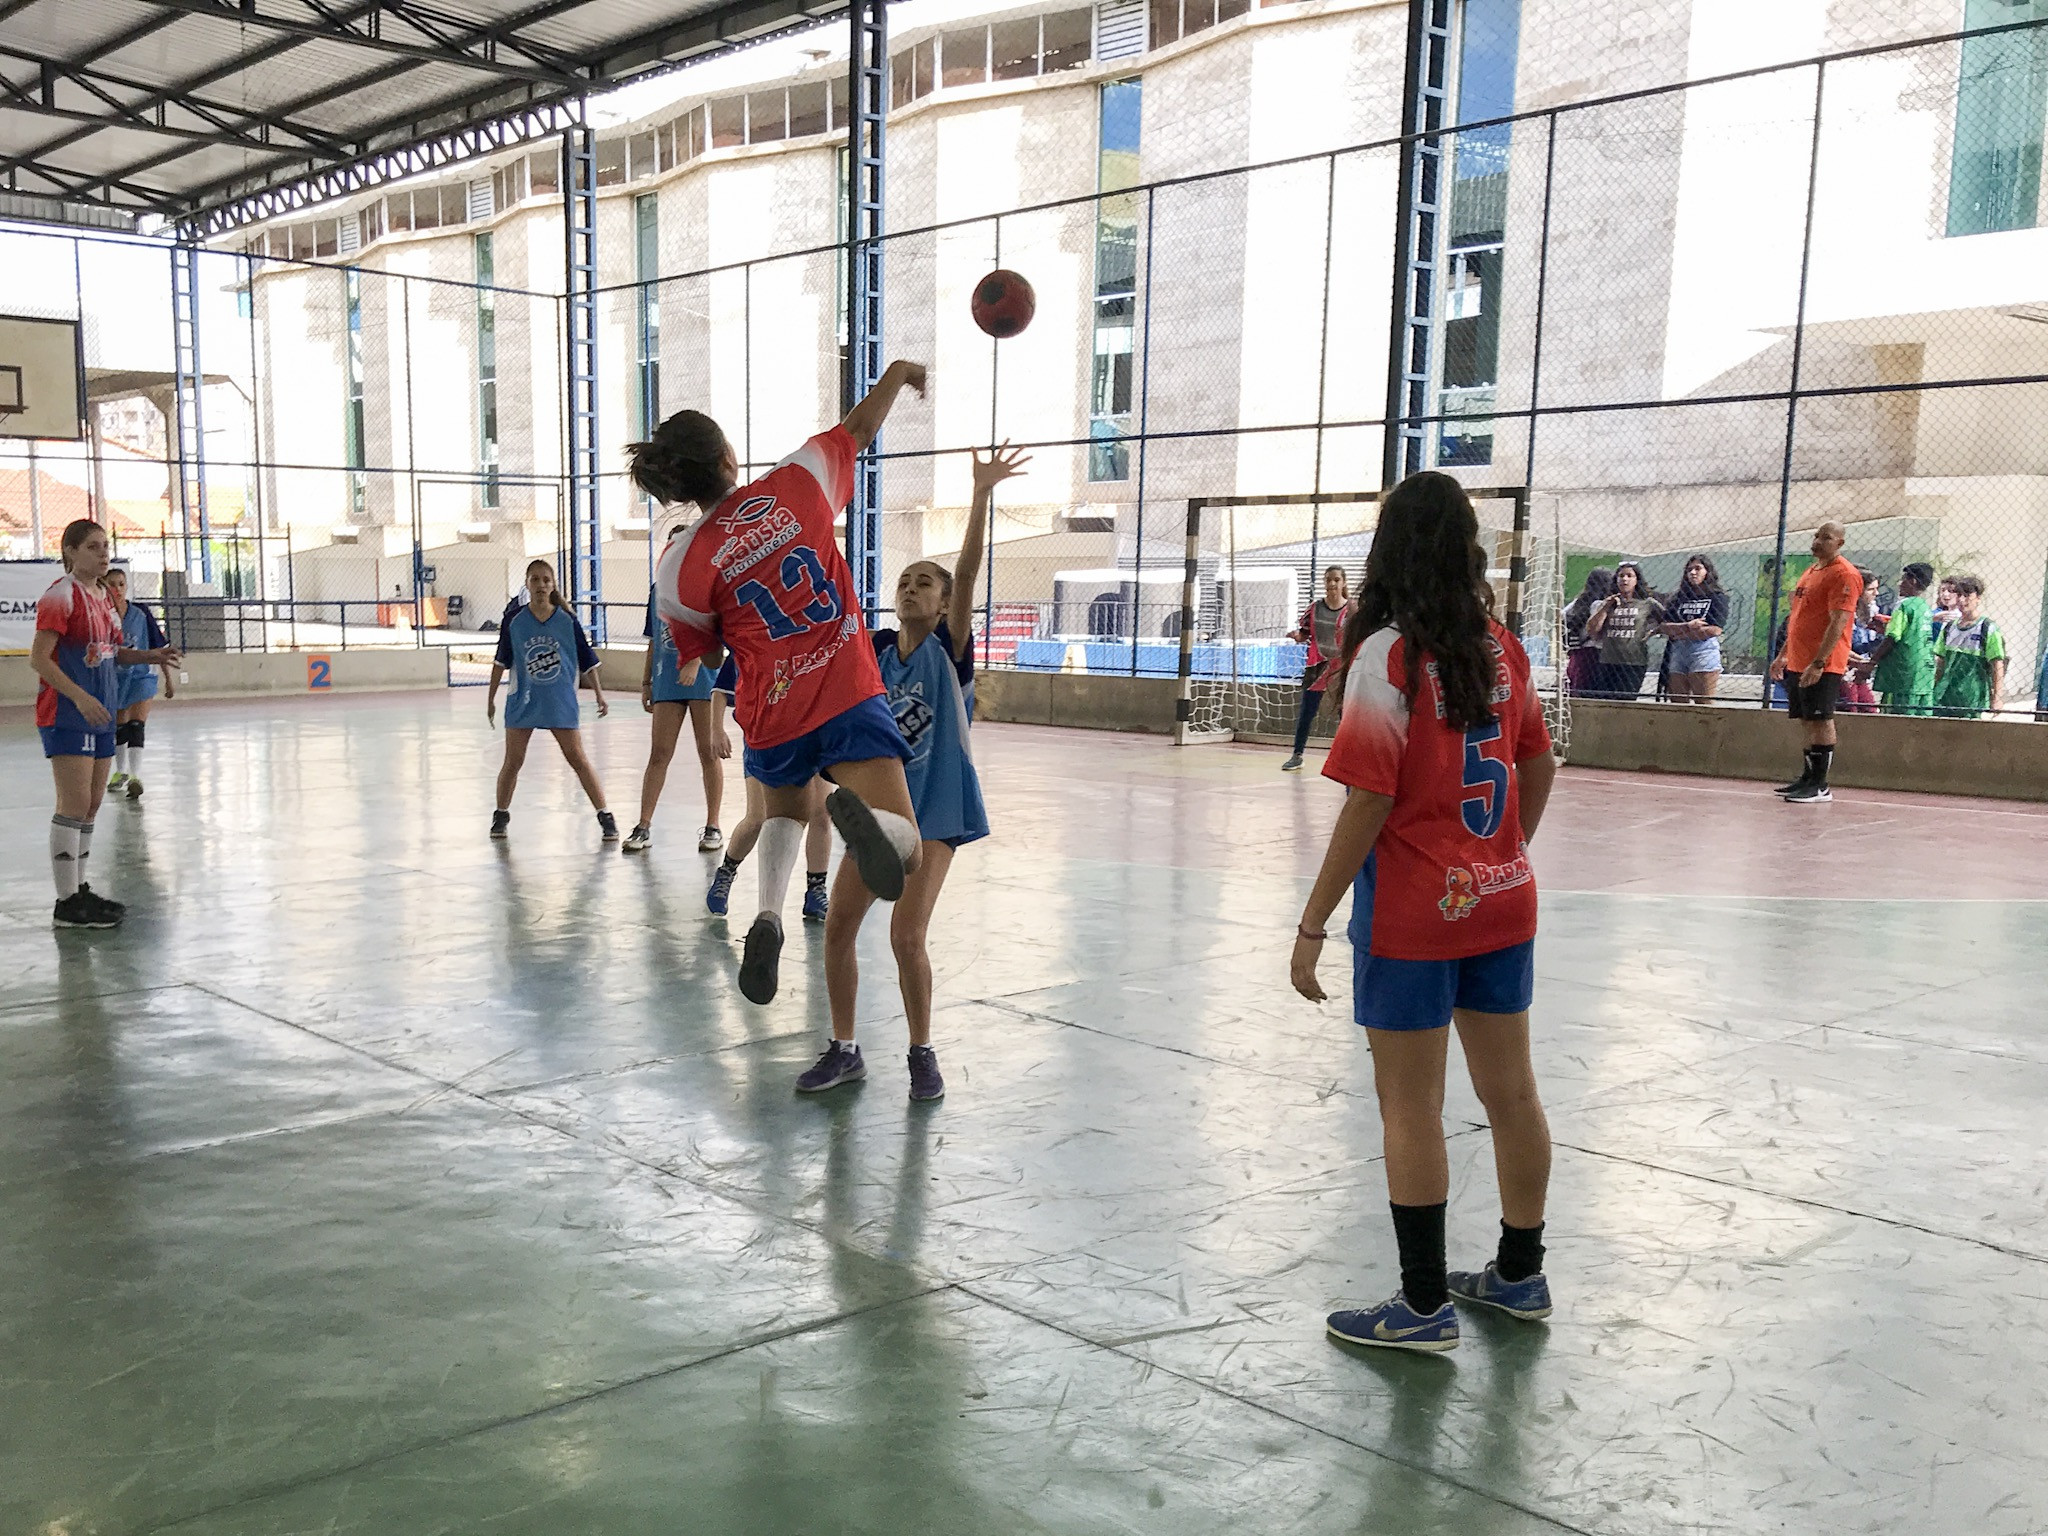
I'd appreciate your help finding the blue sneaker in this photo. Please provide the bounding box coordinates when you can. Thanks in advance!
[1326,1293,1459,1353]
[706,860,738,916]
[802,881,830,922]
[1447,1264,1553,1320]
[796,1040,865,1093]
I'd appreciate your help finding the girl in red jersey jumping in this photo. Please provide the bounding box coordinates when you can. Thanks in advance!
[628,360,928,1010]
[1291,472,1559,1355]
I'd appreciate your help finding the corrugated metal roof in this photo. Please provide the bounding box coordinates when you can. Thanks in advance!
[0,0,848,229]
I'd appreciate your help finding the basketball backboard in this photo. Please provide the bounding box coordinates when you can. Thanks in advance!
[0,315,86,441]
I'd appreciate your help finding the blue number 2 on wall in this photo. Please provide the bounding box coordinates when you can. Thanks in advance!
[1460,719,1509,838]
[733,546,843,640]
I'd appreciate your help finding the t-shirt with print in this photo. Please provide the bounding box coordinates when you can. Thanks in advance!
[1662,589,1729,636]
[35,574,122,732]
[1933,616,2005,715]
[1785,556,1860,673]
[1323,620,1552,961]
[1597,596,1664,667]
[654,426,884,750]
[1873,593,1935,699]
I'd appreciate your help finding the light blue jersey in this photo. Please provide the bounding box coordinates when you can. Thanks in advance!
[872,620,987,848]
[116,600,166,708]
[644,588,713,703]
[495,602,597,730]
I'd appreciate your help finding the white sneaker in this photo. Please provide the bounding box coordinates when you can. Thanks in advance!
[698,825,724,852]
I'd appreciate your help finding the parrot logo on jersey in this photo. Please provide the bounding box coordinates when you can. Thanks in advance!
[524,636,564,682]
[765,660,792,706]
[1439,867,1481,921]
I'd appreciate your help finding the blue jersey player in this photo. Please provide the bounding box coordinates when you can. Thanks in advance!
[807,443,1027,1101]
[102,566,175,799]
[486,559,616,843]
[31,520,180,928]
[624,551,732,855]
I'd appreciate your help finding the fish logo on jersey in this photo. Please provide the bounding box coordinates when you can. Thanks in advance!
[716,493,777,531]
[524,637,564,682]
[1439,867,1481,921]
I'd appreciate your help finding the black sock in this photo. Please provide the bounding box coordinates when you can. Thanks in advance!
[1495,1220,1546,1283]
[720,856,740,876]
[1389,1202,1448,1313]
[1805,745,1833,787]
[805,870,827,890]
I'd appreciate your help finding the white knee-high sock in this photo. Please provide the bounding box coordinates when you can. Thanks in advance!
[49,816,82,898]
[128,740,144,779]
[114,741,129,775]
[77,820,93,882]
[870,807,921,868]
[755,816,804,929]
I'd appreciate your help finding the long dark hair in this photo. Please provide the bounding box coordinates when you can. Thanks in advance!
[626,409,732,507]
[1674,553,1722,600]
[1340,472,1497,731]
[1612,561,1652,603]
[1565,566,1615,626]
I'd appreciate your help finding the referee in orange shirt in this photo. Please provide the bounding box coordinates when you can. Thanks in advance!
[1769,521,1862,804]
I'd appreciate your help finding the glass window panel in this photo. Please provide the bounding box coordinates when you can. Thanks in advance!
[991,17,1039,79]
[528,149,559,195]
[892,49,916,108]
[1040,9,1093,72]
[789,81,829,137]
[595,138,627,185]
[1150,0,1182,48]
[941,27,987,86]
[830,72,849,128]
[914,38,935,96]
[710,95,744,147]
[629,131,658,178]
[1188,0,1218,35]
[1949,0,2048,236]
[386,195,411,232]
[685,107,705,160]
[747,89,788,142]
[413,193,440,231]
[442,185,468,224]
[1216,0,1250,20]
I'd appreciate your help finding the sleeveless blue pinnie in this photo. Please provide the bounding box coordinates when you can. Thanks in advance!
[116,600,167,709]
[496,602,598,730]
[872,620,987,848]
[644,587,713,704]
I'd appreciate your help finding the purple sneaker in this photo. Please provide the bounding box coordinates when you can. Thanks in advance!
[907,1045,944,1102]
[796,1040,865,1094]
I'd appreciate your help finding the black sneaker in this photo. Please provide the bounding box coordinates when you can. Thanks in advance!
[825,787,907,902]
[77,882,125,917]
[1774,776,1811,796]
[597,810,620,842]
[738,914,783,1004]
[907,1045,945,1102]
[490,809,510,839]
[53,892,117,929]
[1784,782,1833,804]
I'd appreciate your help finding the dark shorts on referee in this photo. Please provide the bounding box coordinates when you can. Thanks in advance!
[1785,670,1843,721]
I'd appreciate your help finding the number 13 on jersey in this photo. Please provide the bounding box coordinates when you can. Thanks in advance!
[733,545,842,640]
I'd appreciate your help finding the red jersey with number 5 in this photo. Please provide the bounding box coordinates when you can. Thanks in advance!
[655,426,883,750]
[1323,621,1551,960]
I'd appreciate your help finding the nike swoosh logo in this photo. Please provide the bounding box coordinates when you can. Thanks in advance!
[1374,1319,1438,1340]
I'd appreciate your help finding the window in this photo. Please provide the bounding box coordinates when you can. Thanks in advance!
[628,131,659,179]
[595,138,627,186]
[1434,0,1519,467]
[1150,0,1244,50]
[475,234,499,509]
[710,96,744,148]
[1090,79,1142,482]
[529,149,560,197]
[344,270,366,518]
[992,17,1041,80]
[1041,9,1094,72]
[790,81,830,138]
[942,28,989,87]
[1949,0,2048,236]
[748,89,789,142]
[634,195,661,446]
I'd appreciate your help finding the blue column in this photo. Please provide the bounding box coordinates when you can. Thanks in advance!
[563,125,603,639]
[845,0,888,623]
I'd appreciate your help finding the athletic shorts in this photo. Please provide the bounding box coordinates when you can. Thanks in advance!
[116,670,159,710]
[1353,938,1536,1032]
[1665,638,1721,675]
[743,695,910,789]
[1785,671,1843,721]
[42,725,116,760]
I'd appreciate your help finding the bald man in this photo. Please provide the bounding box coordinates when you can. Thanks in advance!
[1769,521,1862,804]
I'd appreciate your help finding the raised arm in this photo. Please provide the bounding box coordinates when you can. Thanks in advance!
[841,359,928,451]
[950,443,1031,654]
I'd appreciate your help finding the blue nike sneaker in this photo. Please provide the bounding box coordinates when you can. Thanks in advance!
[706,860,738,916]
[1326,1293,1459,1353]
[1447,1264,1553,1320]
[802,881,829,922]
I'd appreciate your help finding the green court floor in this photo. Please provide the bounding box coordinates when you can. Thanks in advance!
[3,693,2044,1534]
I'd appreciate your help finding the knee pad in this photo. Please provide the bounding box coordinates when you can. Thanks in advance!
[129,720,146,749]
[113,720,134,747]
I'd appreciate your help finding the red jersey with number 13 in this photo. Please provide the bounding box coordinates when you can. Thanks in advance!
[656,426,884,750]
[1323,620,1551,960]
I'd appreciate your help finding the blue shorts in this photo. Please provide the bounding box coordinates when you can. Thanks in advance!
[42,725,116,760]
[1665,638,1721,674]
[117,670,160,710]
[1352,939,1535,1032]
[744,695,910,789]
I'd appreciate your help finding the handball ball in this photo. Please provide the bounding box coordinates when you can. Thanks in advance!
[971,269,1036,339]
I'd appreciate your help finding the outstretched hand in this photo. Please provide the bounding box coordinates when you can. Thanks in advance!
[972,441,1031,491]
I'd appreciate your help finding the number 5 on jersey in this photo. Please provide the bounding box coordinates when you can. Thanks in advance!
[1460,719,1508,838]
[733,545,842,640]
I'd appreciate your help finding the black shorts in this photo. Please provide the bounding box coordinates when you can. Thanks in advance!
[1786,671,1842,721]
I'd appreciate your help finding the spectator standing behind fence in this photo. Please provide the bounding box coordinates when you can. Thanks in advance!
[1839,568,1882,714]
[1931,576,1962,650]
[1858,563,1936,716]
[1561,567,1614,698]
[1585,563,1662,701]
[1281,566,1351,773]
[1657,556,1728,704]
[1769,522,1859,805]
[1931,576,2006,719]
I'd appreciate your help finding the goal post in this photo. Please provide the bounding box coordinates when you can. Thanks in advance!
[1171,485,1548,747]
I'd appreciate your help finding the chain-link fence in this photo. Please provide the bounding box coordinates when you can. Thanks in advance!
[5,6,2045,721]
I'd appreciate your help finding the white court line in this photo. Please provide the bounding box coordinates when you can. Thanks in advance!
[1561,769,2048,821]
[1545,889,2048,904]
